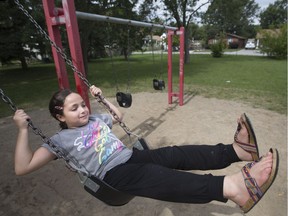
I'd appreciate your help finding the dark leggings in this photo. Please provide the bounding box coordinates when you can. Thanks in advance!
[103,143,240,204]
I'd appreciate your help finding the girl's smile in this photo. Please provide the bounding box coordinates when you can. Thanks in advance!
[58,93,90,128]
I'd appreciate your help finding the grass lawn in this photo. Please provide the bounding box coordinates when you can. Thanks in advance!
[0,54,287,118]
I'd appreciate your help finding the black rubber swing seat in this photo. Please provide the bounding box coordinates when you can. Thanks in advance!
[153,79,165,90]
[116,92,132,108]
[81,138,150,206]
[83,175,134,206]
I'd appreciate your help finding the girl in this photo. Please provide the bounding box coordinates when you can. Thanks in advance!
[13,85,278,213]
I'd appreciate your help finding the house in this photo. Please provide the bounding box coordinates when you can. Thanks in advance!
[226,33,246,48]
[208,33,247,48]
[255,29,281,48]
[142,34,166,50]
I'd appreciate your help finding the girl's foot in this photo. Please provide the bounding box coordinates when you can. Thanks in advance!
[224,149,278,213]
[233,113,259,161]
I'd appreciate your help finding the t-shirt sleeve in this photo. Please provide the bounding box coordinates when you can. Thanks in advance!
[41,134,61,159]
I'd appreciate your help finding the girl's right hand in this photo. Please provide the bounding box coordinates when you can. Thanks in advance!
[13,109,30,129]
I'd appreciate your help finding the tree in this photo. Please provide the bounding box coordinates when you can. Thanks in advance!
[0,0,28,68]
[159,0,212,63]
[0,0,52,68]
[260,0,287,29]
[202,0,260,38]
[260,25,287,59]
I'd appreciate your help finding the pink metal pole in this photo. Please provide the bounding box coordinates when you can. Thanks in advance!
[167,30,173,105]
[178,27,185,106]
[62,0,90,111]
[42,0,90,111]
[42,0,70,90]
[167,27,185,106]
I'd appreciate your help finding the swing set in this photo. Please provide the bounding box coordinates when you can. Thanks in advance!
[41,0,185,108]
[1,0,185,206]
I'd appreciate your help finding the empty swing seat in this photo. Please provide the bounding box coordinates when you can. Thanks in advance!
[153,79,165,90]
[116,92,132,108]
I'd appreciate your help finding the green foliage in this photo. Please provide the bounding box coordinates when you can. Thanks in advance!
[260,25,287,59]
[202,0,260,38]
[260,0,287,29]
[210,42,223,57]
[209,34,226,57]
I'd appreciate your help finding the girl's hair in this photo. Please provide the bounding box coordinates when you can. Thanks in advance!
[49,89,73,129]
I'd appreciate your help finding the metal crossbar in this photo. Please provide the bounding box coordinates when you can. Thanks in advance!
[75,11,178,31]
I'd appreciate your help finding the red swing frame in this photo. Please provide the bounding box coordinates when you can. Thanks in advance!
[42,0,184,108]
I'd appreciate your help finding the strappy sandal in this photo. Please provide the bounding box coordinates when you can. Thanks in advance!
[234,113,259,161]
[240,148,279,213]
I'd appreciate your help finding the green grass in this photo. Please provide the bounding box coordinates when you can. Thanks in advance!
[0,54,287,118]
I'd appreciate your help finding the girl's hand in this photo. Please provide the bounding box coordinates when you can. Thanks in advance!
[89,85,102,98]
[13,109,30,130]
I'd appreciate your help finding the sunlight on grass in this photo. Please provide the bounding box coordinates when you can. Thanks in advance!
[0,54,286,118]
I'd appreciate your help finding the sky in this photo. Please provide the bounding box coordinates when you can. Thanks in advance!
[254,0,277,9]
[196,0,277,10]
[196,0,277,24]
[144,0,278,25]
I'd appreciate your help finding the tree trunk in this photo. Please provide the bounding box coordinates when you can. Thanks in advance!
[20,56,28,70]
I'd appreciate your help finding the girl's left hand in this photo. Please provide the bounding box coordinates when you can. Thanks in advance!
[89,85,102,97]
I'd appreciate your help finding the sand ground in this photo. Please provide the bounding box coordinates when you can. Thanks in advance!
[0,92,287,216]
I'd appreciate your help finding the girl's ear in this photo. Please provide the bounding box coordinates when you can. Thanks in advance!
[56,114,65,122]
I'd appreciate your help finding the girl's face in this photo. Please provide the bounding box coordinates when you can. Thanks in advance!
[57,93,90,128]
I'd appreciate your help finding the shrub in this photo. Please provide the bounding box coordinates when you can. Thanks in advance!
[210,41,225,57]
[260,25,287,59]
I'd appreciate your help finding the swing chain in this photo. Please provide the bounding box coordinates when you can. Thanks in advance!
[94,95,131,135]
[0,88,17,112]
[14,0,91,88]
[14,0,133,136]
[0,87,85,172]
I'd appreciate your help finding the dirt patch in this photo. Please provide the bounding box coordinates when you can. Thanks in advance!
[0,92,286,216]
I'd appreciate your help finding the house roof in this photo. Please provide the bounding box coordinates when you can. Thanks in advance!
[226,33,246,40]
[256,29,281,39]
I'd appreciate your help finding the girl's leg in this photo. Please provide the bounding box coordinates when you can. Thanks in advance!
[104,162,227,203]
[126,114,254,171]
[129,143,240,170]
[104,149,276,205]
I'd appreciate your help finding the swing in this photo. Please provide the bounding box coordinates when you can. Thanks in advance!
[153,79,165,90]
[150,31,165,90]
[0,88,149,206]
[106,23,132,108]
[9,0,150,206]
[116,92,132,108]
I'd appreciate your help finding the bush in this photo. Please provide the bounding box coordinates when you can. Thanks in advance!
[260,25,287,59]
[210,41,225,57]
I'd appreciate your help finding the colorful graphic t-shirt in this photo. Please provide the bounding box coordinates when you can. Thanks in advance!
[42,114,133,179]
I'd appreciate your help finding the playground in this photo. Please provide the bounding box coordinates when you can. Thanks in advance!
[0,91,286,215]
[0,0,287,215]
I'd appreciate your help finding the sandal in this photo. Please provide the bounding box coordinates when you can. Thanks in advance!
[234,113,259,161]
[240,148,279,213]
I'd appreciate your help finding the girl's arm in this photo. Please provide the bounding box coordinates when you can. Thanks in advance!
[89,85,123,124]
[13,109,56,176]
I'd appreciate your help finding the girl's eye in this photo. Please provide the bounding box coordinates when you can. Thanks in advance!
[81,103,86,108]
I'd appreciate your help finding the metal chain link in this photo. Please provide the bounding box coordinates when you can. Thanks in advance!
[0,88,17,112]
[14,0,133,135]
[0,88,82,171]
